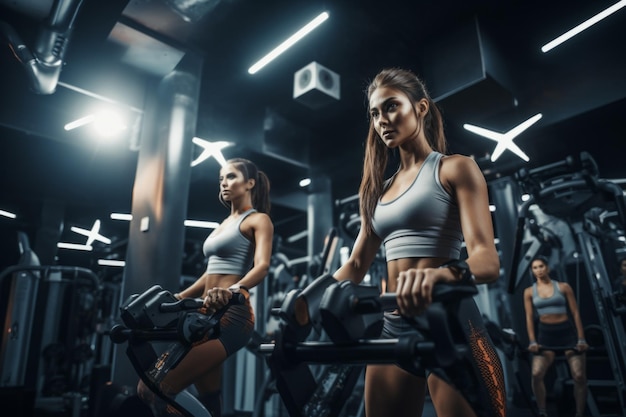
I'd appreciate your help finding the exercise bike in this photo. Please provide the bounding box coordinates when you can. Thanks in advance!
[110,285,245,417]
[260,276,506,417]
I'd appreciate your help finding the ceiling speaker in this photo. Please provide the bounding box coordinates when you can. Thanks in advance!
[293,62,340,109]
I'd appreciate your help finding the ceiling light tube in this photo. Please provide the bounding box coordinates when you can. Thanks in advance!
[248,11,329,74]
[541,0,626,52]
[64,114,95,131]
[57,242,93,251]
[0,209,17,219]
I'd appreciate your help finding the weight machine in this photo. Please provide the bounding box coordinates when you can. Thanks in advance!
[0,232,102,417]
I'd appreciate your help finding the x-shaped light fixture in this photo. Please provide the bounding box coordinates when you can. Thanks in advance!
[192,137,233,167]
[72,219,111,247]
[463,113,542,162]
[58,219,111,251]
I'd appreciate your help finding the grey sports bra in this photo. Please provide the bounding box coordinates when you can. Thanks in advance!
[532,281,567,316]
[203,209,256,275]
[372,152,463,261]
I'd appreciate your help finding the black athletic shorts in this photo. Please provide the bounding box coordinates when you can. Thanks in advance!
[218,300,254,356]
[380,297,506,417]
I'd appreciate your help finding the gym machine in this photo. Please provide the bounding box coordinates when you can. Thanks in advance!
[0,256,102,416]
[109,285,247,417]
[259,277,504,417]
[508,152,626,416]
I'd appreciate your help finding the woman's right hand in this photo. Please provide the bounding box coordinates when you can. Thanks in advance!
[203,287,233,313]
[395,267,454,316]
[528,342,540,353]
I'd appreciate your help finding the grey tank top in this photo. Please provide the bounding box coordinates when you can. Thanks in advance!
[372,152,463,261]
[532,281,567,315]
[203,209,256,275]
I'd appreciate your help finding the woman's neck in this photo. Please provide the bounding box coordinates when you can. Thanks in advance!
[231,204,253,216]
[537,276,551,284]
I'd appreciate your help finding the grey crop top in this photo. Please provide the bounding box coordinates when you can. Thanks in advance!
[532,281,567,316]
[372,151,463,261]
[203,209,256,275]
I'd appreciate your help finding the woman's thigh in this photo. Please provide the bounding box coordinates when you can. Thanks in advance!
[429,374,477,417]
[532,352,555,378]
[364,364,427,417]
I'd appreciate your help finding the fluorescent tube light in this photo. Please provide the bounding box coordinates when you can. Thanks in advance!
[64,114,95,131]
[541,0,626,52]
[111,212,218,229]
[184,220,220,229]
[98,259,126,267]
[248,11,329,74]
[57,242,93,251]
[111,213,133,221]
[0,209,17,219]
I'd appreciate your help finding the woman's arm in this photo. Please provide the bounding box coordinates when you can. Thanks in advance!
[334,220,382,284]
[523,287,538,351]
[443,155,500,283]
[395,155,500,315]
[235,212,274,291]
[561,282,587,348]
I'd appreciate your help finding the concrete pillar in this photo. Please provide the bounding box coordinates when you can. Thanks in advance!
[111,54,203,386]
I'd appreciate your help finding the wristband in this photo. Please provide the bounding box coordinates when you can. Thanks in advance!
[577,339,587,344]
[529,341,538,346]
[229,285,249,293]
[439,259,475,284]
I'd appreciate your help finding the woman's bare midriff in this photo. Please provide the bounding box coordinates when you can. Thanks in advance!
[204,273,241,293]
[385,257,450,293]
[538,313,569,324]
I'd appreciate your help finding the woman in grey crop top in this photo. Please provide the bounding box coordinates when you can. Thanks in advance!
[332,68,504,417]
[137,158,274,417]
[523,256,588,417]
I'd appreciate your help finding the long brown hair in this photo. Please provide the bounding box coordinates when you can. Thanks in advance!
[219,158,271,214]
[359,68,446,235]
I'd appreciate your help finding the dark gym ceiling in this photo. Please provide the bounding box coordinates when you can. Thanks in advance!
[1,0,625,271]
